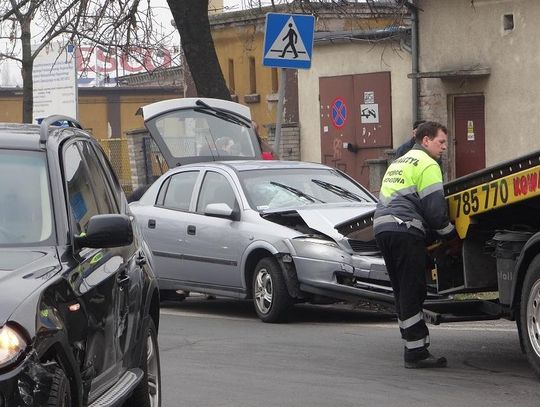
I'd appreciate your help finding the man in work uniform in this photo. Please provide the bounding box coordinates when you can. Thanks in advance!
[374,121,459,368]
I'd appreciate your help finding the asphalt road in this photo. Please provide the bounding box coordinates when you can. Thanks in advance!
[158,297,540,407]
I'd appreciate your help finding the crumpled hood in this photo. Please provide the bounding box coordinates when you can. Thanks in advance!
[265,202,376,239]
[0,248,61,326]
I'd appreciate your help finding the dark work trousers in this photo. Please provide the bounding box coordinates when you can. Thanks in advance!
[375,231,430,362]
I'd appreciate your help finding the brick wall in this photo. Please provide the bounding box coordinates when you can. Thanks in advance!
[267,123,301,161]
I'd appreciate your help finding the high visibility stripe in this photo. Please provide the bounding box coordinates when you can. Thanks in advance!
[373,215,399,228]
[436,223,455,236]
[373,215,426,233]
[404,335,430,350]
[418,182,443,199]
[398,312,423,329]
[379,185,418,206]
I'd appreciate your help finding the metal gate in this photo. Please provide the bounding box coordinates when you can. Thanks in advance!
[454,95,486,178]
[142,136,169,185]
[319,72,392,189]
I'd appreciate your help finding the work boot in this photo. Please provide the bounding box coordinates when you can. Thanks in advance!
[404,353,447,369]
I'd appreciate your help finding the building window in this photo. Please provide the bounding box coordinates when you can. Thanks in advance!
[228,59,235,93]
[271,68,279,93]
[249,56,257,94]
[503,14,514,31]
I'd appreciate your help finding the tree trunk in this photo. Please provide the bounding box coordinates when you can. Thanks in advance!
[167,0,231,100]
[20,17,33,123]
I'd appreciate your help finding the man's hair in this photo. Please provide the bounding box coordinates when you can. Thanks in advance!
[415,121,447,143]
[413,119,426,130]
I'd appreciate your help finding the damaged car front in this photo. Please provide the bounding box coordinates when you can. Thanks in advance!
[250,173,394,308]
[0,251,71,407]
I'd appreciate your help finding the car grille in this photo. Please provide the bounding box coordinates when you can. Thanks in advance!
[348,239,380,253]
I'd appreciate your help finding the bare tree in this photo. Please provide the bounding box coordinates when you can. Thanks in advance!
[0,0,175,122]
[167,0,231,100]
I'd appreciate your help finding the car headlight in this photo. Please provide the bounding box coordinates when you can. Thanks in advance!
[0,325,27,368]
[293,236,339,248]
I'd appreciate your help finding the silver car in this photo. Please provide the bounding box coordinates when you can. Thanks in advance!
[130,160,391,322]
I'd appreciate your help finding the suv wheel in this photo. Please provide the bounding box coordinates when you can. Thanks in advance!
[252,257,292,323]
[124,320,161,407]
[47,365,71,407]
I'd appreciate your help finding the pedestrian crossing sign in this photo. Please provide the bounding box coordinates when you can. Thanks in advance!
[263,13,315,69]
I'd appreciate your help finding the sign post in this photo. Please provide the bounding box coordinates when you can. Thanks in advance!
[263,13,315,156]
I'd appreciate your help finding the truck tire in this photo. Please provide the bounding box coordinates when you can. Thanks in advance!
[252,257,292,323]
[520,255,540,377]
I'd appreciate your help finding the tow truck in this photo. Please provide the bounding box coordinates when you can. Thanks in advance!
[337,149,540,377]
[428,148,540,376]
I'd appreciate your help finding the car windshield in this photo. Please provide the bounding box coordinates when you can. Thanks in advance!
[150,109,257,159]
[0,150,54,245]
[239,168,375,211]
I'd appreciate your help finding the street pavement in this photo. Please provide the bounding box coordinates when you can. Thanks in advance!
[158,297,540,407]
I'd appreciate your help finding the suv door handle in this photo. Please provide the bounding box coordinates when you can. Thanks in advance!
[117,272,130,285]
[187,225,196,235]
[148,219,156,229]
[136,252,147,266]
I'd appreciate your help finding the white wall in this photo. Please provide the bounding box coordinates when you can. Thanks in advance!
[418,0,540,166]
[297,41,412,163]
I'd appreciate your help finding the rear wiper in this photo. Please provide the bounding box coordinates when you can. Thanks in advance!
[194,99,251,128]
[311,179,366,202]
[270,181,325,203]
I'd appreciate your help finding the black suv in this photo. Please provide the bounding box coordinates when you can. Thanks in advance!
[0,117,161,406]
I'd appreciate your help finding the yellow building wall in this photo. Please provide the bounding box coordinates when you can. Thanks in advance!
[212,26,276,139]
[79,97,109,137]
[0,96,23,123]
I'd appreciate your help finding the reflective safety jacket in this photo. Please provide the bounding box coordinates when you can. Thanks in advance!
[373,144,455,239]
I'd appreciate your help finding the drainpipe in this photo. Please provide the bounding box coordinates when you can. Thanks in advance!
[411,0,419,121]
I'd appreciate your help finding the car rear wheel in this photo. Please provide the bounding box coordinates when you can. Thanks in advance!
[47,365,71,407]
[252,257,292,323]
[124,319,161,407]
[520,255,540,378]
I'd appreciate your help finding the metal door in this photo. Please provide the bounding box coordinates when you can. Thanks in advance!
[319,73,392,188]
[454,95,486,178]
[319,75,356,175]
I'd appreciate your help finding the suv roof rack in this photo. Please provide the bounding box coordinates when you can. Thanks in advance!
[39,115,83,145]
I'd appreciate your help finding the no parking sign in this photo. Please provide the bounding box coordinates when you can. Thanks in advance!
[331,97,348,129]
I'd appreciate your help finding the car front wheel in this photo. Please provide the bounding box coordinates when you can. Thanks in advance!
[252,257,292,323]
[47,365,71,407]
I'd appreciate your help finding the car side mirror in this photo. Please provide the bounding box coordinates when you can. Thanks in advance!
[204,203,238,220]
[75,214,133,250]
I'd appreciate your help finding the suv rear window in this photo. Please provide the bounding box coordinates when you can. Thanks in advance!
[0,150,54,245]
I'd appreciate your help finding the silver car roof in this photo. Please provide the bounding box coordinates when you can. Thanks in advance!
[166,160,334,173]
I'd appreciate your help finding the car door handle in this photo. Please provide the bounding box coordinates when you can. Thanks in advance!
[136,252,147,266]
[148,219,156,229]
[117,273,130,285]
[187,225,196,235]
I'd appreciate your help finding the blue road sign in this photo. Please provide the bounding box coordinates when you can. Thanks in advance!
[263,13,315,70]
[331,98,348,129]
